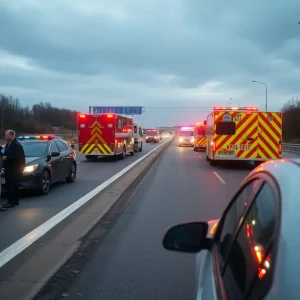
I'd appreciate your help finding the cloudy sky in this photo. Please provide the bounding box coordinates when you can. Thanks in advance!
[0,0,299,126]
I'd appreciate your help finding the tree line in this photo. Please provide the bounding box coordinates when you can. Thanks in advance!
[0,93,299,142]
[282,97,300,143]
[0,94,77,135]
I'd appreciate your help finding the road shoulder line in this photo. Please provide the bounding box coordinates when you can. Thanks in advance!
[213,171,226,184]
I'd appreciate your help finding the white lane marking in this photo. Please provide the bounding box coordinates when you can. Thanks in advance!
[213,172,226,184]
[0,139,171,268]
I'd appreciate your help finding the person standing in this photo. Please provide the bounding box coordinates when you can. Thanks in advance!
[1,130,25,208]
[0,145,7,211]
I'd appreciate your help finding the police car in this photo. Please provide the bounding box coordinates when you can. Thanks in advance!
[1,135,77,195]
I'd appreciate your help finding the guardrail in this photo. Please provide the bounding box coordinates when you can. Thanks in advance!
[282,143,300,154]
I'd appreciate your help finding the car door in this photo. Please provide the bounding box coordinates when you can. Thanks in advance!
[48,141,62,181]
[208,175,280,300]
[55,140,70,177]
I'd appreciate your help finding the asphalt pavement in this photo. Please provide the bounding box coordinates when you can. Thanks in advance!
[0,142,161,252]
[36,143,299,300]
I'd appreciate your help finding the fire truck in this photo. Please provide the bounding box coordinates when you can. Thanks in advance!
[193,122,207,152]
[206,106,282,166]
[77,113,135,160]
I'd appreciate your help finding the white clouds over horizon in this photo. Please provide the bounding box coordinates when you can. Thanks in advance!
[0,0,299,126]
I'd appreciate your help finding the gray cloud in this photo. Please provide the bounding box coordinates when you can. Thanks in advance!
[0,0,299,126]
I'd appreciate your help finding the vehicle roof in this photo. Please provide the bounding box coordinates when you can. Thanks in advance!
[19,138,64,143]
[244,157,300,299]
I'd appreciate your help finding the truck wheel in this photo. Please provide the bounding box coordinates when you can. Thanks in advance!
[130,148,134,156]
[209,158,216,166]
[206,155,209,161]
[86,155,97,160]
[139,143,142,152]
[193,147,198,151]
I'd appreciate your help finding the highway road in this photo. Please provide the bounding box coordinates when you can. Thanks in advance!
[0,142,163,253]
[34,143,300,300]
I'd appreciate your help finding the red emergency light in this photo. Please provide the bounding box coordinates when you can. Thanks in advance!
[107,114,113,118]
[214,106,258,111]
[36,135,55,140]
[78,114,86,118]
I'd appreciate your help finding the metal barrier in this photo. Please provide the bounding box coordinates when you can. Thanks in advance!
[282,143,300,154]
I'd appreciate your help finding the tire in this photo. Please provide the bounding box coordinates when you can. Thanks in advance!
[206,155,209,161]
[39,170,51,195]
[130,148,134,156]
[139,142,142,152]
[209,159,216,166]
[86,155,97,160]
[66,162,76,183]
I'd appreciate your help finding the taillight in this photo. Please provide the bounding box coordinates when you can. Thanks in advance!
[210,141,215,151]
[279,143,282,154]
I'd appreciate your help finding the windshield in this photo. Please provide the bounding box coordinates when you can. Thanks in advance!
[146,132,157,136]
[21,142,48,157]
[179,131,194,137]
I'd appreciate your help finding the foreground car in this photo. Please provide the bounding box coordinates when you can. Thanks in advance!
[1,135,77,195]
[163,158,300,299]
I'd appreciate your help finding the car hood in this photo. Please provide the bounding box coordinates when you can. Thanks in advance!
[25,157,40,164]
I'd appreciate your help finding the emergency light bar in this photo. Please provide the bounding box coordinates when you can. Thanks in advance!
[180,127,194,130]
[18,135,55,140]
[214,106,258,111]
[78,114,86,118]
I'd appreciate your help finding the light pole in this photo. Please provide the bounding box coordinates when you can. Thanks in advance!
[252,80,268,111]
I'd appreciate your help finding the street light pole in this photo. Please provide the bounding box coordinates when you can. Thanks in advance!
[252,80,268,111]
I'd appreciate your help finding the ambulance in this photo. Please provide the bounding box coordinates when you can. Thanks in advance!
[77,113,135,160]
[178,126,195,147]
[193,122,207,152]
[206,106,282,166]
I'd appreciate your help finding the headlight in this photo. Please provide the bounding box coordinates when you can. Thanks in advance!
[23,164,38,174]
[179,137,184,142]
[191,138,195,142]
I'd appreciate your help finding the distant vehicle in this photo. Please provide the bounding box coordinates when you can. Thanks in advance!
[193,122,207,152]
[178,126,195,147]
[133,122,143,152]
[206,106,282,166]
[1,135,77,195]
[163,158,300,300]
[77,113,134,160]
[145,129,159,143]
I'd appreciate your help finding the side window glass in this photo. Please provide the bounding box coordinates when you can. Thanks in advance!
[63,142,70,150]
[49,142,59,154]
[134,126,137,133]
[223,183,277,300]
[139,128,142,136]
[219,179,260,260]
[55,141,67,152]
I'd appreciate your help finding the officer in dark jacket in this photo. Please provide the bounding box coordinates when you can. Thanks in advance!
[1,130,25,208]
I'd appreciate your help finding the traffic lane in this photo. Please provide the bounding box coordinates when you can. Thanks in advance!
[209,151,299,194]
[54,143,240,300]
[0,141,163,253]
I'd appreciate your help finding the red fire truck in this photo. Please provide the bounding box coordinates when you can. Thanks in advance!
[77,113,135,160]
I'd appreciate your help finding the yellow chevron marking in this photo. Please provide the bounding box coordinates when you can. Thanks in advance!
[215,112,257,147]
[91,120,104,128]
[91,126,103,135]
[259,118,278,152]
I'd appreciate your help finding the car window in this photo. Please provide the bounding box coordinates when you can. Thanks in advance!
[219,179,260,260]
[49,141,59,153]
[134,126,137,133]
[139,127,143,136]
[55,140,67,152]
[222,183,278,300]
[63,142,70,150]
[216,122,236,135]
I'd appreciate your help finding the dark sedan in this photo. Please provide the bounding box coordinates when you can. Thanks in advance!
[1,135,77,195]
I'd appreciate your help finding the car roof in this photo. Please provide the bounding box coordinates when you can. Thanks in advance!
[244,158,300,298]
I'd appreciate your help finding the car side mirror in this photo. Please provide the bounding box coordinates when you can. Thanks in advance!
[50,151,60,157]
[163,222,209,253]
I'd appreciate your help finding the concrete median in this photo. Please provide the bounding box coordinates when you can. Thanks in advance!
[0,138,173,300]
